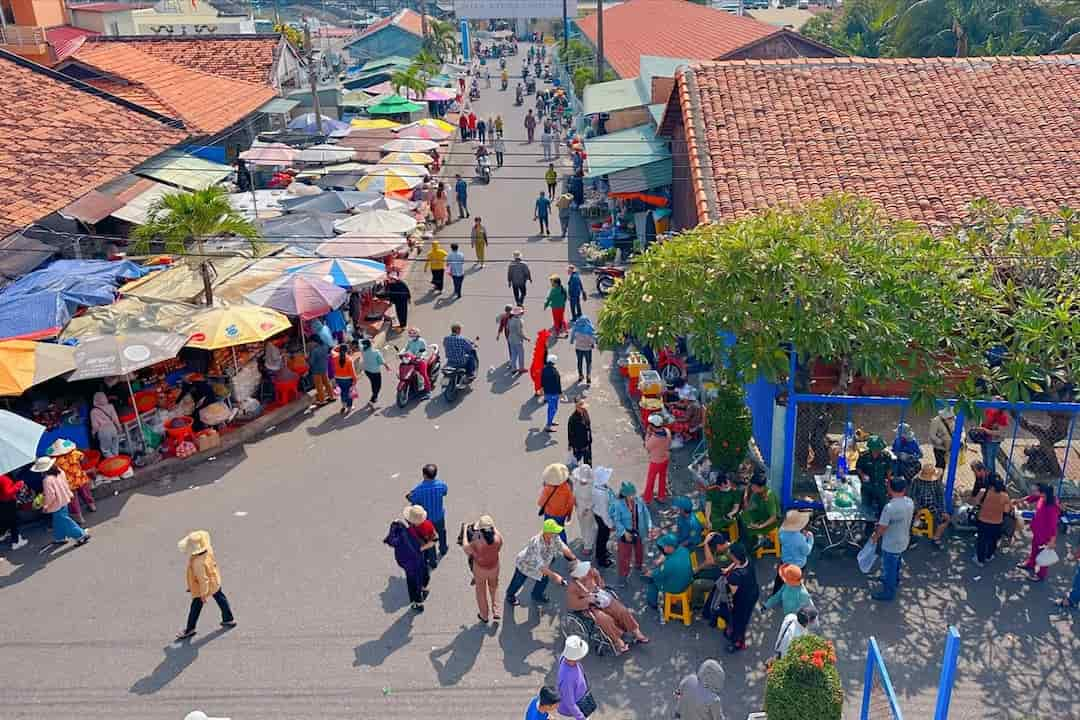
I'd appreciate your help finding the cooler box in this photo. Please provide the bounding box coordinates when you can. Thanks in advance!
[626,352,649,379]
[638,369,663,396]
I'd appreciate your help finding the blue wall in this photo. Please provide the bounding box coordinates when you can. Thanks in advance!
[347,27,423,63]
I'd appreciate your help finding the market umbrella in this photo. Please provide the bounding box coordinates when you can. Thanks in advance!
[280,190,382,214]
[0,410,45,474]
[367,94,425,116]
[243,274,347,321]
[356,167,423,193]
[333,209,417,235]
[257,212,344,249]
[67,332,190,382]
[298,144,357,165]
[354,196,413,212]
[378,151,434,166]
[317,233,407,259]
[397,124,452,141]
[238,143,300,166]
[381,138,439,154]
[288,113,351,135]
[184,304,292,351]
[315,171,370,190]
[411,118,454,133]
[285,182,323,197]
[285,258,387,290]
[0,340,76,396]
[350,118,402,130]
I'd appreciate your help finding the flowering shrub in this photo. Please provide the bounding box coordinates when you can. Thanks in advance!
[579,242,616,263]
[764,635,842,720]
[704,383,752,476]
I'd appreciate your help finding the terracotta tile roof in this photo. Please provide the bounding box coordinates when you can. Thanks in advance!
[83,35,288,87]
[70,42,277,134]
[575,0,778,78]
[678,56,1080,225]
[0,51,186,238]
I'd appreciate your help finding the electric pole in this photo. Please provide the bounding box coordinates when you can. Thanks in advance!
[303,19,324,136]
[595,0,604,83]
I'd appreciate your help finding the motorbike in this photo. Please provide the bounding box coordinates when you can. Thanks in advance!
[515,88,524,105]
[394,344,441,408]
[526,77,536,94]
[469,86,480,101]
[476,155,492,184]
[595,265,625,295]
[442,339,479,402]
[501,77,508,91]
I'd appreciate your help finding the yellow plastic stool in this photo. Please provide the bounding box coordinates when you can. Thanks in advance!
[724,521,740,544]
[912,508,935,539]
[689,551,699,572]
[663,588,694,626]
[755,527,781,559]
[716,616,727,630]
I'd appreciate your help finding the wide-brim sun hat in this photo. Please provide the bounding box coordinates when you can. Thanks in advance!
[404,504,428,525]
[177,530,212,556]
[781,564,804,586]
[562,634,589,661]
[542,517,564,535]
[918,463,938,481]
[780,510,811,532]
[572,464,594,484]
[477,514,495,530]
[546,353,558,363]
[542,462,570,486]
[46,438,77,457]
[570,560,591,578]
[31,456,56,473]
[648,414,665,427]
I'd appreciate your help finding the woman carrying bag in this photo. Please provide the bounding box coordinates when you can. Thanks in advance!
[1017,482,1061,583]
[971,474,1013,567]
[557,635,597,718]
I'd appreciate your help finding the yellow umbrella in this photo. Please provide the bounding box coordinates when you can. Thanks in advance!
[0,340,76,396]
[350,118,402,130]
[184,304,292,351]
[356,167,424,193]
[378,151,434,166]
[411,118,455,134]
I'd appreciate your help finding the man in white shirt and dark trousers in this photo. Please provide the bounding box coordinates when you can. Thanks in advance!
[870,476,915,602]
[774,605,819,659]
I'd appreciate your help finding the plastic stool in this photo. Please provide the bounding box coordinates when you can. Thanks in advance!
[912,508,935,539]
[273,377,301,406]
[755,527,781,559]
[689,551,698,572]
[716,616,727,630]
[662,588,693,626]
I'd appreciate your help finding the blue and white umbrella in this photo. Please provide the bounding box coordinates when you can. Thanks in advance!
[285,257,387,290]
[0,410,45,474]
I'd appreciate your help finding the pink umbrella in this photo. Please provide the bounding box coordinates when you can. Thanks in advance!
[243,274,347,320]
[364,82,454,102]
[398,124,451,141]
[238,143,299,166]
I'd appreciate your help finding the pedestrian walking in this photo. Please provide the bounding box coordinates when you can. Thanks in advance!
[454,174,469,219]
[424,239,448,293]
[331,342,358,415]
[719,543,759,653]
[971,473,1012,567]
[386,509,430,612]
[494,114,504,137]
[505,518,578,606]
[525,109,537,143]
[45,440,95,524]
[507,250,532,305]
[525,686,561,720]
[0,473,28,550]
[407,463,449,565]
[567,264,586,320]
[530,327,553,396]
[477,117,487,145]
[541,354,562,432]
[763,564,813,615]
[544,275,568,335]
[545,164,558,199]
[928,406,955,478]
[308,337,333,405]
[611,481,651,587]
[506,306,528,373]
[459,113,469,141]
[359,338,388,407]
[571,464,597,556]
[538,463,574,542]
[470,217,488,267]
[541,128,553,161]
[468,111,477,140]
[556,193,573,238]
[591,468,615,568]
[567,398,593,466]
[643,414,672,504]
[534,193,551,235]
[557,635,596,720]
[496,303,514,362]
[1017,482,1062,583]
[771,510,814,596]
[774,606,818,659]
[432,184,450,228]
[447,243,467,298]
[674,659,726,720]
[463,514,503,623]
[34,456,90,548]
[977,401,1009,472]
[89,392,121,458]
[569,316,596,385]
[382,270,411,330]
[175,530,235,640]
[494,134,505,167]
[871,476,915,601]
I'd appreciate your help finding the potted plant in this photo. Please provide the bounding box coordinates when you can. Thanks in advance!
[579,242,616,266]
[764,635,842,720]
[703,383,753,480]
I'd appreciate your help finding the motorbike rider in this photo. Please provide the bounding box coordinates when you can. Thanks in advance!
[403,327,433,394]
[501,68,509,89]
[516,82,524,104]
[443,323,478,378]
[475,143,490,172]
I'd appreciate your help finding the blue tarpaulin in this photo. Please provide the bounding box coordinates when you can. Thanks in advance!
[0,292,73,341]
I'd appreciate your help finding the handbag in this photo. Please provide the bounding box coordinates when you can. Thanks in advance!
[857,538,879,574]
[576,692,597,717]
[1035,547,1060,568]
[967,427,989,444]
[592,588,614,608]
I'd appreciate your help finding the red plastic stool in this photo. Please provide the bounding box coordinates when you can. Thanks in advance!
[273,377,301,406]
[80,449,101,475]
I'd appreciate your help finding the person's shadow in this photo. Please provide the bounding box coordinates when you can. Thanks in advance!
[380,576,408,613]
[499,603,548,677]
[129,628,229,695]
[353,611,416,668]
[429,623,487,686]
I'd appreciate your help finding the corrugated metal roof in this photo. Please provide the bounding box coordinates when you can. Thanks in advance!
[582,78,650,116]
[133,150,232,191]
[584,124,671,180]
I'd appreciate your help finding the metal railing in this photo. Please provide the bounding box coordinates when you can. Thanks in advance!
[0,25,48,47]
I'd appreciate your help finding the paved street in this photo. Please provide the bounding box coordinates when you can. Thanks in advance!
[2,57,1079,720]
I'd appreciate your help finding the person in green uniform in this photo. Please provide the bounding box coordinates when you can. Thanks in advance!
[644,534,694,608]
[856,434,893,516]
[705,474,742,536]
[740,474,780,549]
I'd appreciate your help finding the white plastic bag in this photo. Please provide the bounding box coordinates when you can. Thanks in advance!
[857,538,879,574]
[1035,547,1060,568]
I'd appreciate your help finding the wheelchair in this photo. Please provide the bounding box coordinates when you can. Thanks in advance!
[561,610,618,657]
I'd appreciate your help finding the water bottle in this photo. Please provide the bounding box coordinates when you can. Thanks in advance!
[825,464,832,482]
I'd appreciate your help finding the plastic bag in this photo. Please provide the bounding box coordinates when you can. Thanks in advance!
[1035,547,1060,568]
[857,538,879,574]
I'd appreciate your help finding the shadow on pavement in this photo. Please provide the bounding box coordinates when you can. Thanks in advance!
[129,627,229,695]
[499,602,549,677]
[429,622,488,686]
[380,575,408,613]
[353,609,416,668]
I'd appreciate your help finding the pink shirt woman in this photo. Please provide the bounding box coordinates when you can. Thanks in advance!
[1021,484,1061,581]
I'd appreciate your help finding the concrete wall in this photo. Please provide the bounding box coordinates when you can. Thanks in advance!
[605,105,652,133]
[70,9,136,35]
[10,0,66,27]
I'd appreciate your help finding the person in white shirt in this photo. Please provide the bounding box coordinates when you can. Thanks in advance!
[590,467,615,568]
[774,605,819,659]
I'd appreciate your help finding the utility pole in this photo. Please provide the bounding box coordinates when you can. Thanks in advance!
[595,0,604,83]
[303,19,324,136]
[562,0,569,57]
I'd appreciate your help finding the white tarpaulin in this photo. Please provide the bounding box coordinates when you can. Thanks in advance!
[455,0,563,19]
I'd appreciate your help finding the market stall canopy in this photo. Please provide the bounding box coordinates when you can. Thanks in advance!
[184,303,292,350]
[238,143,301,166]
[366,94,425,116]
[211,257,313,304]
[288,113,351,135]
[243,274,347,320]
[363,82,454,102]
[66,331,190,381]
[0,410,45,474]
[285,258,386,290]
[381,138,439,154]
[318,233,407,259]
[60,298,200,340]
[297,161,374,179]
[0,340,76,396]
[0,233,56,284]
[134,150,232,191]
[280,190,382,215]
[315,171,371,190]
[285,182,323,197]
[397,122,453,141]
[355,167,424,193]
[228,189,291,219]
[333,209,417,235]
[110,180,175,225]
[583,124,673,193]
[298,144,357,165]
[120,257,254,303]
[58,190,125,225]
[0,259,148,309]
[0,292,72,341]
[341,90,389,109]
[378,151,434,166]
[349,118,402,130]
[257,212,343,252]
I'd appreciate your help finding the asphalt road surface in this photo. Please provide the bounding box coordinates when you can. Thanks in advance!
[3,50,1079,720]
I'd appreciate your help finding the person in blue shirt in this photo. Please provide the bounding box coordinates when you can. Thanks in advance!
[525,685,560,719]
[454,174,469,219]
[771,510,815,597]
[534,191,551,235]
[566,265,586,321]
[443,322,478,376]
[447,243,467,299]
[672,496,703,550]
[891,422,923,480]
[406,463,449,563]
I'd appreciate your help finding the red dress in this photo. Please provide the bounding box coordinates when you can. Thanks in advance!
[530,328,552,394]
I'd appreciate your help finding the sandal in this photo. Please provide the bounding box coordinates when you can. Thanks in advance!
[175,629,196,641]
[634,634,650,644]
[477,614,489,624]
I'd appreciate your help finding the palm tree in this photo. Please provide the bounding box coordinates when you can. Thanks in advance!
[426,19,457,61]
[131,185,259,256]
[390,65,426,100]
[412,48,441,86]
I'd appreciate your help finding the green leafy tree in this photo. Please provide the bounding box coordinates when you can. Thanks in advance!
[765,635,842,720]
[131,186,259,256]
[411,48,441,86]
[425,19,458,60]
[390,65,426,99]
[274,22,303,51]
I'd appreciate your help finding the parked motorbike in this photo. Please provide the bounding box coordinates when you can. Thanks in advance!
[595,265,625,296]
[526,77,536,94]
[469,86,480,101]
[394,344,441,408]
[442,339,479,402]
[476,156,492,184]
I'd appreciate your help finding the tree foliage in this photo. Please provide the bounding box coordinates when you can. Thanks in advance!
[275,23,303,51]
[425,19,458,60]
[704,385,753,476]
[765,635,842,720]
[596,195,1080,412]
[131,186,259,256]
[390,64,426,99]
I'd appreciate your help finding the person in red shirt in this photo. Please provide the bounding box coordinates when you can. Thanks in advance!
[406,504,439,571]
[0,474,28,550]
[458,113,469,142]
[979,400,1010,472]
[468,111,477,140]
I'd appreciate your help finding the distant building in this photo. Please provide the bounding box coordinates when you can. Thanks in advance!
[343,8,430,63]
